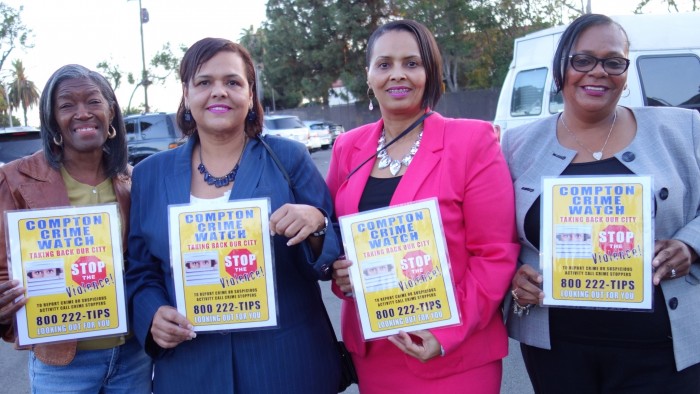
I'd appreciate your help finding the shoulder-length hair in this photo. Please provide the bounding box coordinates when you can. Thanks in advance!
[553,13,629,93]
[39,64,128,177]
[366,19,443,109]
[176,37,264,138]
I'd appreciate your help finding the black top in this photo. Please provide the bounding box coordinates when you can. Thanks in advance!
[524,157,671,346]
[358,176,402,212]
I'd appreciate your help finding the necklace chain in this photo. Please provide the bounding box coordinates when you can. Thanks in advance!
[560,110,617,161]
[377,129,423,176]
[198,138,247,188]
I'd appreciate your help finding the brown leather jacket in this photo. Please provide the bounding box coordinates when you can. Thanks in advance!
[0,151,131,365]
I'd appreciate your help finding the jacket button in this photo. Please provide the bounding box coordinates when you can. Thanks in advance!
[669,297,678,310]
[659,188,669,200]
[622,151,635,162]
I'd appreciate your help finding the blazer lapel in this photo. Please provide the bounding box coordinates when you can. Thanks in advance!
[342,122,384,214]
[165,136,196,204]
[229,137,260,200]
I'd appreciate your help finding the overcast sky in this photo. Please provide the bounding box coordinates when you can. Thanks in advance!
[2,0,689,126]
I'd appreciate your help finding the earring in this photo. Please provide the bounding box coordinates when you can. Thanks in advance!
[53,133,63,146]
[367,87,375,111]
[622,85,630,98]
[107,125,117,139]
[184,109,192,122]
[246,108,257,122]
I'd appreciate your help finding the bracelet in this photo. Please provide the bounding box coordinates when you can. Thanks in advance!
[311,216,328,237]
[512,299,533,317]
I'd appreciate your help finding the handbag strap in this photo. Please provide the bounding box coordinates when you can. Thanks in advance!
[258,135,293,189]
[345,110,434,180]
[257,135,342,344]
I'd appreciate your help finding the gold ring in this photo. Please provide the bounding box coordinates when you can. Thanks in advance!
[511,289,519,300]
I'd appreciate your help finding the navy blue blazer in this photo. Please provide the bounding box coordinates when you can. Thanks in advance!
[126,135,341,393]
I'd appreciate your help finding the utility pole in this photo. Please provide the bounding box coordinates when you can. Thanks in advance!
[138,0,150,113]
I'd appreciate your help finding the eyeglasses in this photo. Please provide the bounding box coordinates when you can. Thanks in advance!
[568,54,630,75]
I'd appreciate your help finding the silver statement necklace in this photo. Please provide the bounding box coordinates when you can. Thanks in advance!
[560,110,617,161]
[377,129,423,176]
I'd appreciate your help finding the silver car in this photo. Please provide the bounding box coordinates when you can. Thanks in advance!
[303,120,333,150]
[263,115,321,152]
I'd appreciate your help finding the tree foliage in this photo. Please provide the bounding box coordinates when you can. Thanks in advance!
[634,0,699,13]
[97,43,186,112]
[248,0,580,108]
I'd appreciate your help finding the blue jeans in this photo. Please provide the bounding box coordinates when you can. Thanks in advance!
[29,337,152,394]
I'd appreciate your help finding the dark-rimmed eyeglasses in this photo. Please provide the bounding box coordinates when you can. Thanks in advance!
[568,54,630,75]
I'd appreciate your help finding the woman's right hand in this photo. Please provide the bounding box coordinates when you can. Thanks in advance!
[511,264,544,307]
[150,305,196,349]
[332,258,353,294]
[0,280,27,326]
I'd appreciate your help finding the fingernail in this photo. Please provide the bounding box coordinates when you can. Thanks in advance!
[190,332,197,339]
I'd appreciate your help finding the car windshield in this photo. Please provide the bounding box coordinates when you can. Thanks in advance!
[266,118,304,129]
[0,131,42,164]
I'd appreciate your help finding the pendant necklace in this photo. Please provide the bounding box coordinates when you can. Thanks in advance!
[198,138,247,188]
[560,109,617,161]
[377,128,423,176]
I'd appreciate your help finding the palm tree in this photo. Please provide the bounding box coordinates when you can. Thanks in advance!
[0,84,9,126]
[8,59,40,126]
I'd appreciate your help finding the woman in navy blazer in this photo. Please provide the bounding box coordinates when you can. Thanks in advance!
[503,14,700,393]
[125,38,341,393]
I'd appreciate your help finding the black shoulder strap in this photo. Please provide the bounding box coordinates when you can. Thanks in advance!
[257,135,343,345]
[345,111,434,180]
[258,135,292,189]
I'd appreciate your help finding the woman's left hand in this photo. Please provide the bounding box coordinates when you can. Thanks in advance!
[387,330,442,362]
[270,203,325,246]
[652,239,698,285]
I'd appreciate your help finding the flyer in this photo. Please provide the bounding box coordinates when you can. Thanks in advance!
[339,198,460,340]
[6,204,128,346]
[168,198,277,332]
[541,176,653,309]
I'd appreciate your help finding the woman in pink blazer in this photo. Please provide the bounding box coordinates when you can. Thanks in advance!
[326,19,520,393]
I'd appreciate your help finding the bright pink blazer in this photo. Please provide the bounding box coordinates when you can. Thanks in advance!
[326,111,520,380]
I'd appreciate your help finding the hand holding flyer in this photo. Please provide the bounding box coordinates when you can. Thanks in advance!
[541,176,654,309]
[6,204,128,346]
[168,198,278,332]
[339,198,460,340]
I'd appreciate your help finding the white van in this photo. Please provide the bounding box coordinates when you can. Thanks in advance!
[493,12,700,140]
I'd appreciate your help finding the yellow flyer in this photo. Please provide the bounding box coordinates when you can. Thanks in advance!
[168,198,277,332]
[541,176,653,309]
[6,204,127,346]
[339,198,460,340]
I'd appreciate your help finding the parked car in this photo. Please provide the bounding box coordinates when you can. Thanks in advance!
[124,112,185,165]
[0,126,43,167]
[263,114,321,152]
[303,120,333,149]
[326,122,345,142]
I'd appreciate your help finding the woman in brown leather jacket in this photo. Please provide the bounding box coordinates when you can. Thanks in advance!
[0,64,152,393]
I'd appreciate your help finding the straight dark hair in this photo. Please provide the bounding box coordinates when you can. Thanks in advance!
[366,19,443,109]
[176,37,264,138]
[553,13,630,93]
[39,64,128,177]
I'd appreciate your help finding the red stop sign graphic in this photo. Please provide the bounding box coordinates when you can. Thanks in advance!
[224,248,257,278]
[71,255,106,286]
[599,225,634,255]
[400,250,433,280]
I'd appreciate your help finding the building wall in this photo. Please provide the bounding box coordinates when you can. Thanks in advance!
[270,88,500,131]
